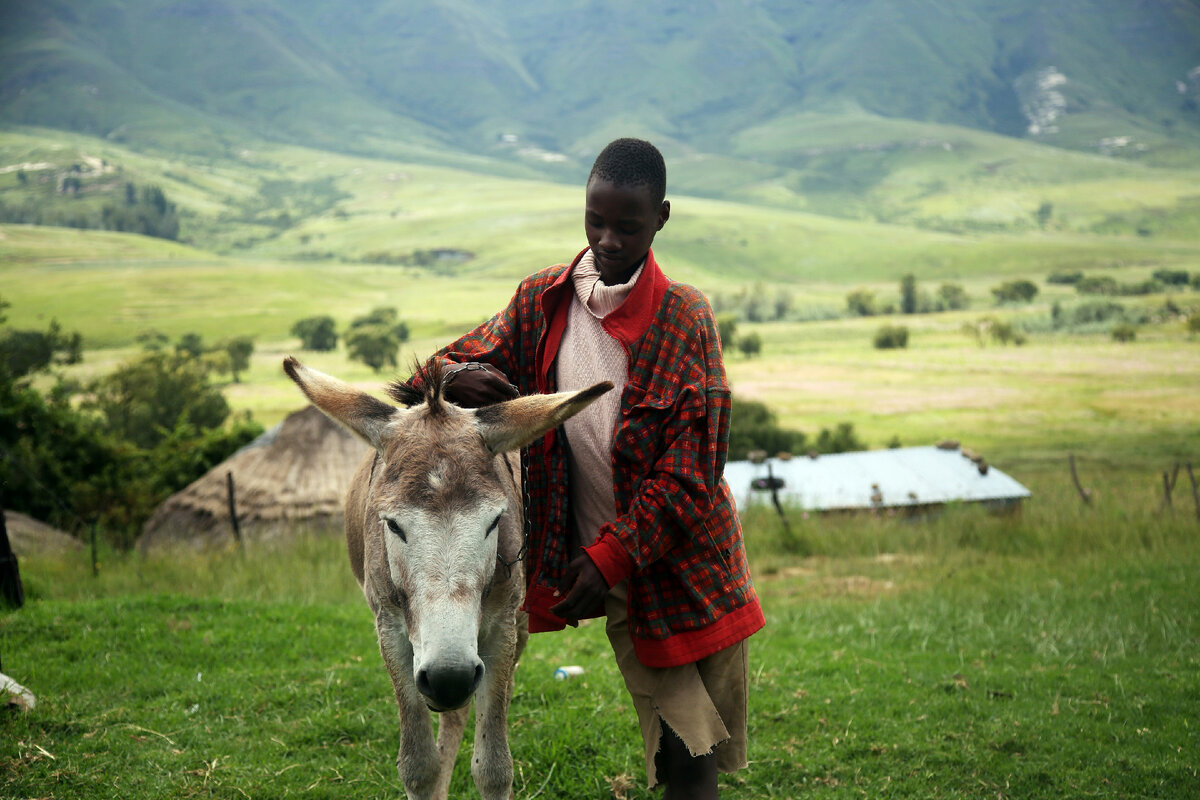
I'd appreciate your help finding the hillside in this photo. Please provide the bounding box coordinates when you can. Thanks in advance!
[3,0,1199,178]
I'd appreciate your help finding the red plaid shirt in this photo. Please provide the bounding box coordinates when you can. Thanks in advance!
[433,248,764,667]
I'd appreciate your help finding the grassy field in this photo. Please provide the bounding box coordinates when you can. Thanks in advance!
[3,478,1198,799]
[3,125,1200,797]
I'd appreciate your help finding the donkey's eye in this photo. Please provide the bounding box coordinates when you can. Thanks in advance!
[385,518,407,542]
[485,515,501,538]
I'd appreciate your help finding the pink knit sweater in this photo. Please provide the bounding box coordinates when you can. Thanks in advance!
[555,250,644,552]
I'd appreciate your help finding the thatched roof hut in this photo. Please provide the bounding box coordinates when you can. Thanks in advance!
[4,511,84,557]
[138,406,370,551]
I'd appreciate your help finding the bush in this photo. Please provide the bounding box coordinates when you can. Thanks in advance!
[815,422,866,454]
[1187,312,1200,334]
[716,314,738,351]
[1071,300,1126,325]
[1111,323,1137,342]
[992,279,1039,304]
[728,397,806,461]
[1076,276,1118,295]
[1152,269,1190,286]
[737,332,763,358]
[873,324,909,349]
[963,317,1027,346]
[846,289,877,317]
[1047,270,1084,285]
[84,351,231,450]
[936,283,969,310]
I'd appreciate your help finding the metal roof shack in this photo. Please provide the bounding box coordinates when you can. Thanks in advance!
[723,445,1031,513]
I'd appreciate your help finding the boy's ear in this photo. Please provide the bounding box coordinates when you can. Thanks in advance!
[658,199,670,230]
[473,382,613,454]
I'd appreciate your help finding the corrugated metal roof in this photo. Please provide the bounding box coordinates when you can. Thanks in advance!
[723,445,1030,512]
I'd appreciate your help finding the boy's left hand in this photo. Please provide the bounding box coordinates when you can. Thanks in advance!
[550,553,608,624]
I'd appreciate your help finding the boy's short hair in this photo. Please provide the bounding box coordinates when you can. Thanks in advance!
[588,138,667,205]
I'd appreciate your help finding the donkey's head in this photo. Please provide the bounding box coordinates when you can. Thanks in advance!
[284,357,609,710]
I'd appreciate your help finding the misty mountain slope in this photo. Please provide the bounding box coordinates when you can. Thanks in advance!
[3,0,1199,171]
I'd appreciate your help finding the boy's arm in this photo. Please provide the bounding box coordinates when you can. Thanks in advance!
[405,283,529,404]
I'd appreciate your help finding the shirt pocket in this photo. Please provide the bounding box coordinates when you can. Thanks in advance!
[613,383,706,474]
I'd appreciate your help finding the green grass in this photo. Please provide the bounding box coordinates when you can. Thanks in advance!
[3,478,1198,799]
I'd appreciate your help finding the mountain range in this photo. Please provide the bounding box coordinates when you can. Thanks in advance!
[3,0,1200,178]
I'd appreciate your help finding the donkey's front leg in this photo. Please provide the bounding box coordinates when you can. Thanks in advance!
[470,621,521,800]
[378,618,443,800]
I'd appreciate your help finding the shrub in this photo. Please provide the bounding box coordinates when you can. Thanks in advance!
[937,283,969,310]
[1115,279,1163,296]
[1047,270,1084,285]
[1076,276,1119,295]
[1152,268,1190,286]
[873,324,909,349]
[815,422,867,454]
[991,279,1039,304]
[737,332,763,358]
[1111,323,1137,342]
[962,317,1026,346]
[716,314,738,351]
[1071,300,1126,325]
[728,397,806,461]
[1187,312,1200,334]
[846,289,877,317]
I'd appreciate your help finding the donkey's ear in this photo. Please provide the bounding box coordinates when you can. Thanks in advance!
[283,356,399,449]
[473,382,613,454]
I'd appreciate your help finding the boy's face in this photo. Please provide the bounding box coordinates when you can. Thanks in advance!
[584,177,670,285]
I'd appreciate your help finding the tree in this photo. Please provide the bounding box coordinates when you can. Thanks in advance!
[737,332,763,358]
[176,332,205,359]
[715,314,738,352]
[728,397,806,461]
[346,325,402,373]
[900,274,918,315]
[937,283,969,311]
[1035,201,1053,228]
[846,289,877,317]
[346,307,410,373]
[815,422,866,454]
[85,351,230,450]
[991,279,1039,304]
[221,336,254,383]
[291,315,338,351]
[0,318,82,379]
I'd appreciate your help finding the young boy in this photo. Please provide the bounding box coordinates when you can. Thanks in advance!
[430,138,764,798]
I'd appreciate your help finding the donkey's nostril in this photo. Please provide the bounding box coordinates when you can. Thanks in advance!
[417,660,485,710]
[416,668,433,698]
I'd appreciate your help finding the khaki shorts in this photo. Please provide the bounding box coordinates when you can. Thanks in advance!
[605,582,749,788]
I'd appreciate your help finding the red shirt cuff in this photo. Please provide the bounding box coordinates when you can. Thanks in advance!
[583,531,635,588]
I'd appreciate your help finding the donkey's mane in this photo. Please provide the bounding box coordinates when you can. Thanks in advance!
[386,358,447,413]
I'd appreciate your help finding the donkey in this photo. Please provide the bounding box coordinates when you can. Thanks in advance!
[283,356,610,800]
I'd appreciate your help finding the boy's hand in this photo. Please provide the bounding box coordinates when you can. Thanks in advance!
[442,362,519,408]
[550,553,608,624]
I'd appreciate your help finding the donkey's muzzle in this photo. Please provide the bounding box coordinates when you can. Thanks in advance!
[417,660,484,711]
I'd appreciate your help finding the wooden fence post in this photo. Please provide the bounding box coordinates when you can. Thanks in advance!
[1069,453,1093,506]
[1187,462,1200,522]
[226,471,243,546]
